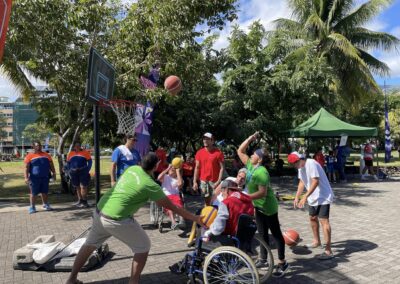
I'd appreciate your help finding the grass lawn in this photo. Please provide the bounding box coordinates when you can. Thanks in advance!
[0,158,113,204]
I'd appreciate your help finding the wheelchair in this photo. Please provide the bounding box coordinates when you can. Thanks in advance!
[149,193,185,233]
[172,214,274,284]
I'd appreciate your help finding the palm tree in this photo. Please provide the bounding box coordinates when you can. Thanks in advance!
[270,0,399,109]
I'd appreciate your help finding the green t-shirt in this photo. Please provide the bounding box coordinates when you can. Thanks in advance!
[98,166,166,220]
[246,160,278,216]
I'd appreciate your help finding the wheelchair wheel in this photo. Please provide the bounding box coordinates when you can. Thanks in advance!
[250,234,274,283]
[203,246,259,284]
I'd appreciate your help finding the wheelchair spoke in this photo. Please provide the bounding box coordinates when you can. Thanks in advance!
[205,250,258,284]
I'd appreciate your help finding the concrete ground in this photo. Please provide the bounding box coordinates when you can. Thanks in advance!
[1,178,399,284]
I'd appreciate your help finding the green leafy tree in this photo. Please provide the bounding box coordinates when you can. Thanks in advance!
[4,0,121,177]
[270,0,400,111]
[219,22,337,145]
[99,0,238,151]
[21,123,56,146]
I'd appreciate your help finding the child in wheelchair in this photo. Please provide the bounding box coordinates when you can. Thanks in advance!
[158,164,184,230]
[169,178,255,274]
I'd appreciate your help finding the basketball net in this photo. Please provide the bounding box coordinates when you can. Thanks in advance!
[99,99,137,135]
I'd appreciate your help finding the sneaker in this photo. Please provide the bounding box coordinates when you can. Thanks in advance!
[81,200,90,208]
[169,261,184,274]
[73,200,82,207]
[29,206,37,214]
[272,261,290,278]
[43,204,53,211]
[361,175,367,181]
[255,259,269,269]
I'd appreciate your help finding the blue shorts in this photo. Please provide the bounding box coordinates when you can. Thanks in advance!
[29,177,49,196]
[327,164,335,173]
[70,170,90,187]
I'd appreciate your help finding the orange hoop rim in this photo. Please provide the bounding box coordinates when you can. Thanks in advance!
[97,98,137,108]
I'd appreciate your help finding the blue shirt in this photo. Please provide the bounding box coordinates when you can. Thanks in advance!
[24,152,52,178]
[67,150,92,172]
[111,147,141,178]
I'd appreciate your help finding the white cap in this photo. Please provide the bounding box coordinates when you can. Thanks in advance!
[203,132,213,139]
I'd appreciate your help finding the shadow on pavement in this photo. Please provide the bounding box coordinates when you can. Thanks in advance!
[86,272,187,284]
[271,239,378,283]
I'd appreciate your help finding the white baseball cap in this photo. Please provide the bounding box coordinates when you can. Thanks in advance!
[203,132,213,139]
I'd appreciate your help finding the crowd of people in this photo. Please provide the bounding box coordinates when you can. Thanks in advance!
[23,133,387,283]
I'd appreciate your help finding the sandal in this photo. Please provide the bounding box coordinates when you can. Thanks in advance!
[317,252,334,260]
[303,243,322,249]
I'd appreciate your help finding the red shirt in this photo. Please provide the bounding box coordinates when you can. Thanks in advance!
[182,161,194,177]
[364,144,373,160]
[314,152,325,167]
[222,191,254,236]
[195,147,224,182]
[155,148,168,173]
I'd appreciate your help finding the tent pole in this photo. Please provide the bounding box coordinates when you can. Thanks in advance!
[376,138,379,181]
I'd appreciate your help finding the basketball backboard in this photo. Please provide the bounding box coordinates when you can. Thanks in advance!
[86,47,115,103]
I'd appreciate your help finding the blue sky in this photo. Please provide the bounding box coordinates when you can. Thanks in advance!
[1,0,399,101]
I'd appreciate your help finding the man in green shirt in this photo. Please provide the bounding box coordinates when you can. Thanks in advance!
[237,132,289,278]
[66,152,203,284]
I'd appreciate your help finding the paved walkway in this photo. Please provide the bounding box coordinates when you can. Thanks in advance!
[1,179,400,284]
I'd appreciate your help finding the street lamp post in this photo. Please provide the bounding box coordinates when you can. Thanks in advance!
[21,136,24,157]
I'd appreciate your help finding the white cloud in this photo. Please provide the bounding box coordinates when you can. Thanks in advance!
[379,50,400,78]
[212,0,292,50]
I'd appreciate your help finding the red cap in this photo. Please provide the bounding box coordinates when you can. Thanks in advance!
[287,152,304,164]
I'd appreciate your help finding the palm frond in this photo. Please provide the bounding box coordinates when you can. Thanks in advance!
[284,45,314,64]
[304,12,327,38]
[327,32,366,67]
[1,48,35,99]
[357,48,390,76]
[348,27,400,51]
[327,0,355,27]
[273,18,303,32]
[319,0,334,21]
[334,0,393,33]
[287,0,312,22]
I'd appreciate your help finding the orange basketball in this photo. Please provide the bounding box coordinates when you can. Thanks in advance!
[283,229,300,247]
[164,75,182,95]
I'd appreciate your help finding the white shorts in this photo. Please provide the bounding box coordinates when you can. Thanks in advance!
[85,210,151,253]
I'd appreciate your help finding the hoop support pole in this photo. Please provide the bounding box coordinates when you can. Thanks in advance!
[93,105,101,204]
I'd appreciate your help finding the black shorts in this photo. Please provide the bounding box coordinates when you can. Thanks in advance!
[309,204,330,219]
[364,159,373,167]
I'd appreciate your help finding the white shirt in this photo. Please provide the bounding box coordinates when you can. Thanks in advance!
[161,175,180,196]
[298,159,334,206]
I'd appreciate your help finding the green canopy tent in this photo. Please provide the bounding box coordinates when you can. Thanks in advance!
[287,108,379,178]
[288,108,378,138]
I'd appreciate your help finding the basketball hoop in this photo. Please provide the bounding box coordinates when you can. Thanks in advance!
[98,99,137,135]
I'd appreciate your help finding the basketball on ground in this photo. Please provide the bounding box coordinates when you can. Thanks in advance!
[164,75,182,95]
[171,157,183,169]
[283,229,300,247]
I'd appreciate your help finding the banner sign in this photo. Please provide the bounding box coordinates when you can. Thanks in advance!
[0,0,12,62]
